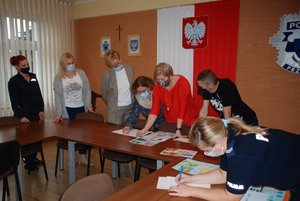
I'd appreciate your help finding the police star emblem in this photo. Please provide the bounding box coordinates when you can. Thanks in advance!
[269,12,300,74]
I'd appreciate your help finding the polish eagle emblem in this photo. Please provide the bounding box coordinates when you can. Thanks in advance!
[184,20,206,46]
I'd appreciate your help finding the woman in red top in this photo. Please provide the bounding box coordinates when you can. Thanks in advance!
[137,62,198,137]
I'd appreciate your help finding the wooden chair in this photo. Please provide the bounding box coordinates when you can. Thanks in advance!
[59,173,114,201]
[0,140,22,201]
[55,112,104,176]
[0,116,48,181]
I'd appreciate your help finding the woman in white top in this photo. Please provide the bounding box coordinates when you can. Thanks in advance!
[53,52,93,165]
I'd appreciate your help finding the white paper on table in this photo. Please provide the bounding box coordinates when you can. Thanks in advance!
[112,128,138,137]
[156,176,210,190]
[174,137,190,143]
[240,190,269,201]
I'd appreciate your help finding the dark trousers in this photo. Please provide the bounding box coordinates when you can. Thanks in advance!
[66,106,87,154]
[290,186,300,201]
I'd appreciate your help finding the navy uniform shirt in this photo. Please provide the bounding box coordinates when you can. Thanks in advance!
[8,73,44,121]
[220,128,300,194]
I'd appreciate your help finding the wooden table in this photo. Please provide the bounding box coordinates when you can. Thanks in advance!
[104,158,218,201]
[0,119,218,184]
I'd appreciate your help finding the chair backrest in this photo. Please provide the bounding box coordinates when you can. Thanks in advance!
[75,112,104,123]
[59,173,114,201]
[0,116,20,127]
[0,140,20,178]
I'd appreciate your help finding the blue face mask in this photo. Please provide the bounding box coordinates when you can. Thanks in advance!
[204,146,224,157]
[66,64,75,72]
[139,91,150,100]
[112,64,123,72]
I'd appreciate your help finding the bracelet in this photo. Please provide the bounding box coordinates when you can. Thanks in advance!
[175,127,182,131]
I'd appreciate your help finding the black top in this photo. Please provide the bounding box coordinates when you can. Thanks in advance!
[8,73,44,121]
[199,78,258,125]
[220,128,300,194]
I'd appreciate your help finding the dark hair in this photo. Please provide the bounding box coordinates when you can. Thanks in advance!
[10,55,27,66]
[197,69,218,85]
[131,76,155,94]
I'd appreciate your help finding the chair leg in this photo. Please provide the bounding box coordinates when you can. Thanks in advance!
[55,146,60,176]
[99,149,105,173]
[134,161,141,182]
[2,178,6,201]
[4,176,10,196]
[86,148,91,176]
[117,162,121,178]
[40,149,49,181]
[14,171,23,201]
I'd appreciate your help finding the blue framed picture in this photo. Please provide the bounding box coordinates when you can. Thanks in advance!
[100,36,111,57]
[128,34,141,56]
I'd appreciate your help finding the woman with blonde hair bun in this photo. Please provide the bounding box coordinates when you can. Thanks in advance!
[169,117,300,201]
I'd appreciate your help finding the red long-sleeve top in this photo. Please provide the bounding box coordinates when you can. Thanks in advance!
[150,75,198,126]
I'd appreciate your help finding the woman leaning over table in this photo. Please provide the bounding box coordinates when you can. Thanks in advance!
[136,62,198,137]
[53,52,93,165]
[8,55,44,171]
[122,76,165,134]
[169,117,300,201]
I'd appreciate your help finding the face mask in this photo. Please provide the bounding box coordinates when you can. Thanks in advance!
[139,91,149,100]
[112,64,123,72]
[158,77,171,88]
[66,64,75,72]
[204,146,224,157]
[20,66,30,74]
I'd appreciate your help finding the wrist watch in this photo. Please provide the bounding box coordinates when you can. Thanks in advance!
[175,127,182,131]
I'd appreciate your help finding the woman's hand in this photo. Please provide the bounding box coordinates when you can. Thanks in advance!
[175,173,192,184]
[169,183,192,197]
[20,117,30,123]
[86,106,94,113]
[174,130,183,138]
[54,115,63,123]
[39,112,44,120]
[136,128,148,137]
[122,126,131,134]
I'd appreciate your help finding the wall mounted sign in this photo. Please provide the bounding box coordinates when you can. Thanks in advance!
[128,34,141,56]
[100,36,111,57]
[182,16,208,49]
[269,12,300,74]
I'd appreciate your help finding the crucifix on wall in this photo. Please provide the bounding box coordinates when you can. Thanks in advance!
[116,24,123,41]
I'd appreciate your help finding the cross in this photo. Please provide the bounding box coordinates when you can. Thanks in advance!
[116,24,123,41]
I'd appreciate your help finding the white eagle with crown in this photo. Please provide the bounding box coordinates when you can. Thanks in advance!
[184,20,206,46]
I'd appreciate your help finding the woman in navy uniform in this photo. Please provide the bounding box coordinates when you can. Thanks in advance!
[8,55,44,171]
[169,117,300,201]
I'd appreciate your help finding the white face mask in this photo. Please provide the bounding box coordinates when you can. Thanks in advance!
[204,146,224,157]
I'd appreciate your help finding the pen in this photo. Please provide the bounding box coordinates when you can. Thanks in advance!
[179,166,183,181]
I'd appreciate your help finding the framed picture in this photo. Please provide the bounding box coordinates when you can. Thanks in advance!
[128,34,141,56]
[100,37,111,57]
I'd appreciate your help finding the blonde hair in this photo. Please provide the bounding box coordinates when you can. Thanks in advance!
[154,62,174,79]
[58,52,75,79]
[104,50,120,67]
[189,117,266,146]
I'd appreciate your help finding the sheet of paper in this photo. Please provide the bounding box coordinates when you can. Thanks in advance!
[129,131,174,146]
[241,191,269,201]
[160,148,197,158]
[174,137,190,143]
[172,158,219,175]
[112,128,138,137]
[156,176,210,190]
